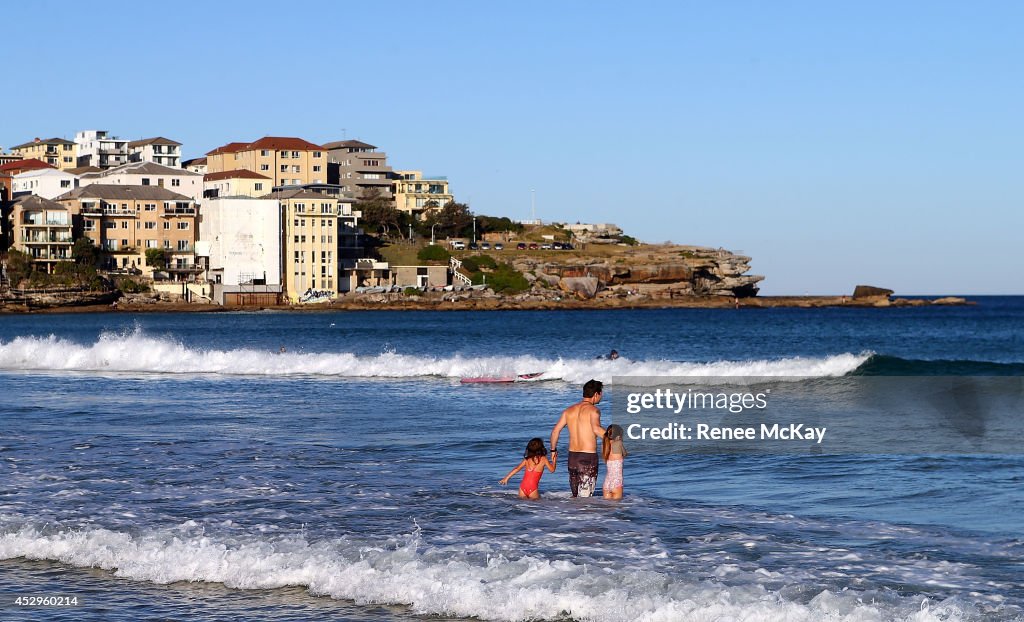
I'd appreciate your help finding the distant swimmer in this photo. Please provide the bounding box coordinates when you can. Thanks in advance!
[596,349,619,360]
[278,346,286,354]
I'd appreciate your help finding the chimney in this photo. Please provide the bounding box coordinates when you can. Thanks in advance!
[34,137,41,142]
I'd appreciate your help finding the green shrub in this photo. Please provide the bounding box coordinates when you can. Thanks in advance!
[460,257,479,273]
[475,254,497,269]
[620,235,639,246]
[471,262,529,293]
[417,245,451,262]
[116,277,149,293]
[403,287,421,296]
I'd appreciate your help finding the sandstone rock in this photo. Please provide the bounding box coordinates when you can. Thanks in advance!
[853,285,894,300]
[932,296,967,305]
[535,272,560,287]
[558,276,600,299]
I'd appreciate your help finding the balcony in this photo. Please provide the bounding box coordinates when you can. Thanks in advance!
[166,264,204,273]
[81,206,137,216]
[21,234,73,244]
[163,205,196,216]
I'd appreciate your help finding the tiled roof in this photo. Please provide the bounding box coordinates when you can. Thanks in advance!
[203,170,271,181]
[55,184,193,202]
[100,161,200,177]
[12,194,66,211]
[182,157,207,166]
[206,136,324,155]
[127,136,182,148]
[0,158,54,173]
[10,138,75,149]
[66,166,103,175]
[260,189,333,201]
[322,139,377,150]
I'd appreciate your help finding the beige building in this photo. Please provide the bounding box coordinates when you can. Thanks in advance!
[264,189,343,302]
[392,170,453,219]
[7,195,74,272]
[10,138,78,170]
[128,137,182,168]
[391,265,449,288]
[206,137,326,188]
[55,184,199,279]
[80,161,204,202]
[203,170,272,199]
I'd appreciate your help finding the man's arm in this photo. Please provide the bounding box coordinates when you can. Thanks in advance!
[590,406,605,440]
[550,411,567,454]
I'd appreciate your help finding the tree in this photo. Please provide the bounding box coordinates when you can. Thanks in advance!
[417,245,451,263]
[145,248,167,269]
[3,250,34,287]
[72,238,100,266]
[426,201,473,238]
[358,188,402,237]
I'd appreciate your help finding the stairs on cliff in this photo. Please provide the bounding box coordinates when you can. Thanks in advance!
[449,257,473,286]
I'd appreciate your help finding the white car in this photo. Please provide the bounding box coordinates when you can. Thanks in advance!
[494,243,504,250]
[451,241,465,250]
[540,243,552,250]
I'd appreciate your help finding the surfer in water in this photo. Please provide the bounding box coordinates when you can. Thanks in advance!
[549,379,606,498]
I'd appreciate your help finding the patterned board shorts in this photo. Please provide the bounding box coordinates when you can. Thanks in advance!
[568,451,598,498]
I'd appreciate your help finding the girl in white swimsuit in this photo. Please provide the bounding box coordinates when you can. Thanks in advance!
[602,424,628,499]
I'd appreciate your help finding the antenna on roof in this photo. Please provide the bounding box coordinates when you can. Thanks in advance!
[341,128,347,139]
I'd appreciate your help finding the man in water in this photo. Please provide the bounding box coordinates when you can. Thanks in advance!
[550,379,606,497]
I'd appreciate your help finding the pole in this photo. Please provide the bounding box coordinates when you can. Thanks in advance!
[531,189,535,222]
[472,217,476,245]
[408,223,413,241]
[431,223,437,245]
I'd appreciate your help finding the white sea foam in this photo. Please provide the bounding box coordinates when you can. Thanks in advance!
[0,523,978,622]
[0,331,870,383]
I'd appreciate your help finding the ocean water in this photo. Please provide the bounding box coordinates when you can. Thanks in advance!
[0,298,1022,621]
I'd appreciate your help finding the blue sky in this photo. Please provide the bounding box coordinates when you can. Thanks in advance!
[6,1,1022,294]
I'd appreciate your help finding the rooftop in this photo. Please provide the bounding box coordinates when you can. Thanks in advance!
[128,136,183,148]
[206,136,324,156]
[56,184,193,202]
[10,137,75,149]
[204,170,271,182]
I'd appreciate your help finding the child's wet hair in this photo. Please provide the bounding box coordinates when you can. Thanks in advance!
[524,437,546,458]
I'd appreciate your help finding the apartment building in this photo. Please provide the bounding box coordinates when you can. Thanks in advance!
[10,138,77,170]
[323,139,394,197]
[264,189,343,301]
[128,137,182,168]
[392,170,454,219]
[206,137,326,188]
[7,195,74,272]
[75,130,129,169]
[12,168,77,200]
[197,197,282,305]
[182,157,207,175]
[1,159,55,202]
[203,170,271,199]
[55,184,198,278]
[79,161,203,202]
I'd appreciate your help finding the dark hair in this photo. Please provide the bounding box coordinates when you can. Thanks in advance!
[583,379,603,398]
[603,424,628,461]
[524,437,546,459]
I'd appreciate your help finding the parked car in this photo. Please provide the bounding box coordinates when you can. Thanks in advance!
[552,243,563,250]
[469,242,479,250]
[494,243,504,250]
[451,241,465,250]
[562,243,574,250]
[528,243,539,250]
[516,242,527,250]
[480,242,491,250]
[540,243,552,250]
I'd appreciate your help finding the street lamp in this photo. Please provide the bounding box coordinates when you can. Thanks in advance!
[472,217,476,245]
[431,223,438,245]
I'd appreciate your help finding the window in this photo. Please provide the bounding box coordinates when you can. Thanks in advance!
[295,203,305,213]
[254,183,263,191]
[301,235,306,243]
[313,151,321,158]
[121,221,128,229]
[146,239,158,248]
[142,178,151,186]
[294,219,299,227]
[261,150,270,156]
[164,240,171,249]
[63,156,73,163]
[294,235,299,243]
[301,219,307,227]
[313,165,321,172]
[291,151,299,158]
[145,204,156,211]
[280,165,288,172]
[60,180,71,188]
[260,164,269,171]
[177,222,189,230]
[280,151,289,158]
[105,221,117,230]
[171,179,180,187]
[177,240,189,251]
[291,165,300,173]
[164,222,170,229]
[145,222,156,229]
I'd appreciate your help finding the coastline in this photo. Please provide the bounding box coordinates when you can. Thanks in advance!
[1,294,972,315]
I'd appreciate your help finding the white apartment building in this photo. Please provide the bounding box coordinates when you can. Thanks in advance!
[11,168,77,200]
[197,197,283,305]
[79,161,203,202]
[75,130,129,169]
[128,137,182,168]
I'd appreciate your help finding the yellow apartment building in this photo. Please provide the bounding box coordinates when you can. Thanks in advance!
[392,170,453,219]
[206,137,326,188]
[55,184,199,279]
[8,195,75,272]
[203,170,272,199]
[10,138,78,171]
[264,189,342,301]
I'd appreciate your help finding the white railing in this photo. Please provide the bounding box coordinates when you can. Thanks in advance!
[449,256,472,285]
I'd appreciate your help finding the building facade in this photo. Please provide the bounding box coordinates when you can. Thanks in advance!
[264,189,344,301]
[323,140,394,197]
[12,168,77,200]
[7,195,74,272]
[203,170,271,199]
[182,157,207,175]
[79,161,204,202]
[197,197,282,305]
[128,137,182,168]
[74,130,129,169]
[55,184,198,279]
[10,138,77,170]
[206,137,326,188]
[392,170,454,219]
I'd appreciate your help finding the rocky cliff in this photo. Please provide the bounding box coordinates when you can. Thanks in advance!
[509,244,763,299]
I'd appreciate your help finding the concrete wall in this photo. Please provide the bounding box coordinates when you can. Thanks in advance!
[198,197,282,288]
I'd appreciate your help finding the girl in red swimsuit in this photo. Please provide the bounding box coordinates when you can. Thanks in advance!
[499,438,557,499]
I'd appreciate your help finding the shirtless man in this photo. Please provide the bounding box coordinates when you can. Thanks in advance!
[550,379,606,497]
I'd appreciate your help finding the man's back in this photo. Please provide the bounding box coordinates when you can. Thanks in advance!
[564,401,600,453]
